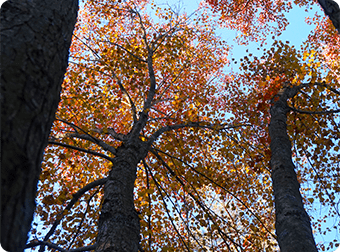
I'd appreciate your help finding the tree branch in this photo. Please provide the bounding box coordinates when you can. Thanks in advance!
[100,38,147,63]
[91,127,127,142]
[26,240,97,252]
[147,122,251,146]
[73,35,138,123]
[133,6,150,51]
[316,81,340,95]
[128,53,156,139]
[56,119,118,154]
[49,141,114,162]
[67,189,100,250]
[289,106,340,114]
[142,159,213,251]
[152,147,277,240]
[40,178,108,247]
[144,161,191,252]
[150,149,239,250]
[109,69,138,123]
[64,132,117,155]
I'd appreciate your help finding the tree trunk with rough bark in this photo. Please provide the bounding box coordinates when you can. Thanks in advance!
[0,0,78,251]
[318,0,340,33]
[269,86,318,252]
[95,140,147,252]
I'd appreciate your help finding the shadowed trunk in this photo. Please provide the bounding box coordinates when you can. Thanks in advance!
[269,86,318,252]
[0,0,78,251]
[95,141,148,252]
[317,0,340,32]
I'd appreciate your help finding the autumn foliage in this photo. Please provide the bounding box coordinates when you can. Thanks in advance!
[206,0,313,44]
[27,0,339,251]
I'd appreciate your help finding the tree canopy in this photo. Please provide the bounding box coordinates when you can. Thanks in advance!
[26,0,339,251]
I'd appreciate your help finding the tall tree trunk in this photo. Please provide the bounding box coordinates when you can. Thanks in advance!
[95,142,147,252]
[0,0,78,251]
[317,0,340,33]
[269,86,318,252]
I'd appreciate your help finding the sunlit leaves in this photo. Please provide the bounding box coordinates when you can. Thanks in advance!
[225,31,339,251]
[206,0,313,44]
[30,0,339,251]
[33,0,240,250]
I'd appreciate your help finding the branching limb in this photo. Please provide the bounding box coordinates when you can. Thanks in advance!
[150,7,198,54]
[26,240,97,252]
[49,141,114,162]
[316,81,340,95]
[57,118,83,134]
[66,132,117,155]
[283,82,340,114]
[293,82,339,97]
[91,127,127,141]
[122,6,159,139]
[144,49,157,111]
[151,25,182,54]
[128,49,156,139]
[74,34,102,60]
[289,106,340,114]
[132,6,150,51]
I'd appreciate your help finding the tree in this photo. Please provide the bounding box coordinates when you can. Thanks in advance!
[27,1,278,251]
[224,38,339,251]
[0,0,78,251]
[206,0,340,251]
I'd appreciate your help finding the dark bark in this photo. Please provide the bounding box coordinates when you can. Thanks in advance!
[317,0,340,33]
[0,0,78,251]
[269,86,318,252]
[95,140,148,252]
